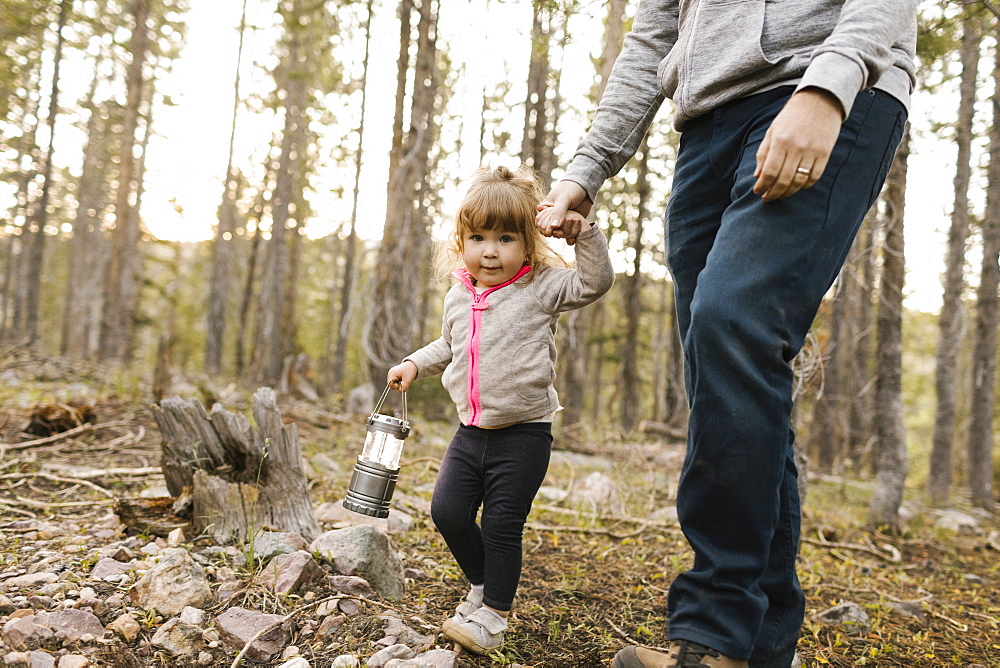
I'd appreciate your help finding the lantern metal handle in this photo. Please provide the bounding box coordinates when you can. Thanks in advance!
[371,382,407,423]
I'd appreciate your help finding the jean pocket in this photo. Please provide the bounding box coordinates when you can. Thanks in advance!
[867,108,907,209]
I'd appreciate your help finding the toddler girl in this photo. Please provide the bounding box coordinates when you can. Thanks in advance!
[387,165,614,655]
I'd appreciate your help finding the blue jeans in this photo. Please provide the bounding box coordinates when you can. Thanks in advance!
[431,422,552,612]
[665,86,906,666]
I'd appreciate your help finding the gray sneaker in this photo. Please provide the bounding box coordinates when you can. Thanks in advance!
[441,607,506,655]
[451,587,483,623]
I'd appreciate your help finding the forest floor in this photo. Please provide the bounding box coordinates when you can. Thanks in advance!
[0,354,998,667]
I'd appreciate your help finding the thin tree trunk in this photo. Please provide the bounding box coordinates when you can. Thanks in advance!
[62,63,110,359]
[929,16,980,506]
[258,2,307,384]
[328,0,374,396]
[620,139,649,432]
[520,0,549,172]
[560,0,626,427]
[235,190,267,376]
[122,107,153,363]
[812,276,849,473]
[206,0,249,375]
[21,0,70,345]
[966,43,1000,513]
[364,0,437,391]
[100,0,150,361]
[868,128,910,529]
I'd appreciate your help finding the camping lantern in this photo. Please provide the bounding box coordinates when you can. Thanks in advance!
[343,384,411,518]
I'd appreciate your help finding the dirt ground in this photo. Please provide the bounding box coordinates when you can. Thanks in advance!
[1,369,998,667]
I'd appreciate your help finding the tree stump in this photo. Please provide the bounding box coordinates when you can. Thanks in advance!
[151,387,319,544]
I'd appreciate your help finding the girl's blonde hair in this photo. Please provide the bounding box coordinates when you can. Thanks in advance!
[436,165,568,279]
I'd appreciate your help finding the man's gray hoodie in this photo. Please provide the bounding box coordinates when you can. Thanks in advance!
[565,0,918,203]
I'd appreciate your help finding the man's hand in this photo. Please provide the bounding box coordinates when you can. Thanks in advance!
[754,88,844,202]
[536,180,592,246]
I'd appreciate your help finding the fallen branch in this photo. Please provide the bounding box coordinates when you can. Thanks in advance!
[927,608,968,632]
[2,496,114,509]
[802,533,902,563]
[40,463,162,478]
[1,420,131,450]
[0,472,114,498]
[606,619,669,653]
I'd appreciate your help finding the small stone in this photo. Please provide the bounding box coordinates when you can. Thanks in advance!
[166,528,185,547]
[106,613,141,643]
[57,656,91,668]
[178,607,205,626]
[197,652,214,666]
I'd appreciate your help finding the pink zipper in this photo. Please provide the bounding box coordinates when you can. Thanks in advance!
[454,266,532,425]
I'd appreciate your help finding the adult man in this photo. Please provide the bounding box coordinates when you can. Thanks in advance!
[536,1,917,666]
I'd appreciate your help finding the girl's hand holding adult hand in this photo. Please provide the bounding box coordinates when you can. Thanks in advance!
[536,180,592,246]
[387,360,417,393]
[754,88,843,202]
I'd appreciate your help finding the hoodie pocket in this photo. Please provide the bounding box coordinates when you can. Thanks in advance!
[511,340,555,403]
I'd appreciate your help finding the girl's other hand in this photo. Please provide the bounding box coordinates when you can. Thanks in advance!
[387,360,418,392]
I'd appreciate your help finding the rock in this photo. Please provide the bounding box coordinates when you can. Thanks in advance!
[565,472,625,515]
[311,453,341,475]
[346,383,376,415]
[813,602,870,635]
[328,575,376,598]
[315,503,415,535]
[0,596,16,615]
[646,505,679,524]
[535,485,568,503]
[401,649,459,668]
[331,656,360,667]
[89,559,129,582]
[56,656,90,668]
[1,615,54,651]
[213,580,244,604]
[166,528,185,547]
[316,615,347,638]
[252,532,308,563]
[378,613,433,646]
[215,607,291,663]
[366,644,415,667]
[178,607,205,626]
[310,526,405,600]
[260,551,323,595]
[197,652,214,666]
[338,599,361,616]
[934,509,980,535]
[151,618,205,657]
[276,658,310,668]
[33,609,104,643]
[106,614,141,643]
[3,651,55,668]
[128,548,212,616]
[790,653,802,668]
[2,573,58,591]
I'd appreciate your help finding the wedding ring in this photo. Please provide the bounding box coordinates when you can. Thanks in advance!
[796,166,811,176]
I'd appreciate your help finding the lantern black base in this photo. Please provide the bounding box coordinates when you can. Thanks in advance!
[343,458,398,518]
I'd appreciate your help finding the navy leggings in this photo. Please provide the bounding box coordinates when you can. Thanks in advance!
[431,422,552,612]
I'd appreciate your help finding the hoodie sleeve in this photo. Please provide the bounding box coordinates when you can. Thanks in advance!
[562,0,677,203]
[534,224,615,313]
[796,0,918,117]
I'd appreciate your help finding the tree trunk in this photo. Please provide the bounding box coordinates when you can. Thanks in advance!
[966,43,1000,513]
[62,64,110,359]
[329,0,374,397]
[152,387,319,544]
[620,139,649,432]
[100,0,149,361]
[868,128,910,529]
[20,0,70,346]
[812,275,849,473]
[206,0,249,375]
[520,0,550,173]
[559,0,627,428]
[848,211,877,472]
[258,2,307,384]
[929,15,980,506]
[364,0,438,391]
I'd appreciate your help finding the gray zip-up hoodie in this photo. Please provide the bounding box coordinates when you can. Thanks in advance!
[405,224,614,427]
[565,0,918,203]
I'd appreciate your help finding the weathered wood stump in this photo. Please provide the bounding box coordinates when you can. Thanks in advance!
[151,387,319,544]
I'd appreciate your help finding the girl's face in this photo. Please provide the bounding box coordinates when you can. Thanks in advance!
[462,227,526,287]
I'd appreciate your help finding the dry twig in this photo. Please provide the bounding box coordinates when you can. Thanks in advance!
[1,420,131,450]
[0,472,114,498]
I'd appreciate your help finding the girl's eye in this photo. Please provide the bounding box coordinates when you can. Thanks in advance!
[470,234,484,242]
[500,235,515,243]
